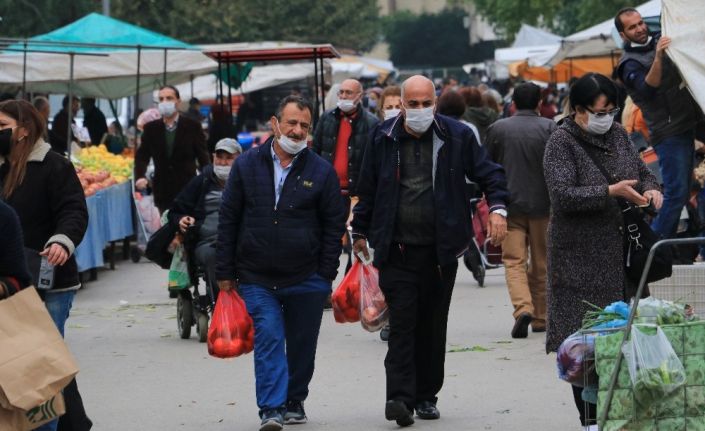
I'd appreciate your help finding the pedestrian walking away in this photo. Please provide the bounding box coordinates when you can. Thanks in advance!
[216,95,347,431]
[484,82,557,338]
[351,75,509,427]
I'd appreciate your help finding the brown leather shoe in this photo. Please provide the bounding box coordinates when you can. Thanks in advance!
[532,326,546,333]
[511,313,532,338]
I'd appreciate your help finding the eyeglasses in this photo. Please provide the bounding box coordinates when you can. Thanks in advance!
[585,107,620,118]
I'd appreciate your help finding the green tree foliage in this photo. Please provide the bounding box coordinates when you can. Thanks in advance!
[0,0,97,37]
[0,0,380,51]
[467,0,641,39]
[383,8,499,68]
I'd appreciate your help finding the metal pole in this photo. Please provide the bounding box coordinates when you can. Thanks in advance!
[135,45,141,125]
[227,61,233,130]
[22,41,27,99]
[190,74,194,99]
[163,49,168,85]
[217,54,224,115]
[313,48,319,125]
[67,53,75,157]
[102,0,110,16]
[319,54,326,112]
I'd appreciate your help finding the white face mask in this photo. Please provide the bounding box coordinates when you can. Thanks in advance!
[337,99,356,113]
[158,101,176,117]
[586,112,614,135]
[213,165,231,181]
[384,108,401,121]
[404,105,435,134]
[276,121,308,155]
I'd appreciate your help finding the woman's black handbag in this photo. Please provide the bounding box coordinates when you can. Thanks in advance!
[145,222,177,270]
[621,202,673,283]
[579,142,673,284]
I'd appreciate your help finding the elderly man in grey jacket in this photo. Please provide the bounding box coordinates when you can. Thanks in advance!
[484,82,557,339]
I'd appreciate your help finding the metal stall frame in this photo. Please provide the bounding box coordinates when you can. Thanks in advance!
[200,43,340,126]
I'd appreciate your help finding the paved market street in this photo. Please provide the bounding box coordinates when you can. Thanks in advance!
[65,257,580,431]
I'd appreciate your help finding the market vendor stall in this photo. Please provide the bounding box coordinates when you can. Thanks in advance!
[72,145,135,274]
[75,180,133,272]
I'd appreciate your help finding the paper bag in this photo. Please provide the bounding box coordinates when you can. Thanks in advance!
[0,393,65,431]
[0,288,78,428]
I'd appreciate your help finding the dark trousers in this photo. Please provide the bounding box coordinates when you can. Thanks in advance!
[379,244,458,408]
[571,384,596,426]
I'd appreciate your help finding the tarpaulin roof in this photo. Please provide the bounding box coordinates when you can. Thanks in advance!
[4,13,191,52]
[200,42,340,62]
[0,13,216,98]
[532,0,661,68]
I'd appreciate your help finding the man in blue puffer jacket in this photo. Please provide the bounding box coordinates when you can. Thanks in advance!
[216,95,347,431]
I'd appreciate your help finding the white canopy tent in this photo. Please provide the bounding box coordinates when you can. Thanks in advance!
[0,49,217,98]
[169,63,317,100]
[530,0,661,67]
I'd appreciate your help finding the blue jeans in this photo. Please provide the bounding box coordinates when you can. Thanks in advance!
[35,290,76,431]
[239,274,330,414]
[652,131,695,238]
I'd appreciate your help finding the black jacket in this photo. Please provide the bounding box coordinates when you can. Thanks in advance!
[134,116,210,212]
[168,164,221,228]
[83,106,108,145]
[351,114,509,267]
[216,139,347,288]
[312,106,379,195]
[617,33,699,144]
[0,200,32,293]
[484,110,556,217]
[0,140,88,290]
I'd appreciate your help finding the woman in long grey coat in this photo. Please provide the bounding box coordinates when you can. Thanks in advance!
[543,73,662,427]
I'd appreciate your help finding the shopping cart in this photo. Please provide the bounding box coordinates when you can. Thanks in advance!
[595,237,705,429]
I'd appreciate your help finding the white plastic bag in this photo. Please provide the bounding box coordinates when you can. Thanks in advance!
[621,325,685,409]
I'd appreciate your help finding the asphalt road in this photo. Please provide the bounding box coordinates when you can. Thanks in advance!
[64,257,582,431]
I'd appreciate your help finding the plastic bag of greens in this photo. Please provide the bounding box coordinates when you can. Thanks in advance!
[622,324,685,409]
[635,297,689,325]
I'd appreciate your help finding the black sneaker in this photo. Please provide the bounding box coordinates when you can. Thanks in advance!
[385,400,414,427]
[259,409,284,431]
[380,324,390,341]
[415,401,440,420]
[284,400,307,425]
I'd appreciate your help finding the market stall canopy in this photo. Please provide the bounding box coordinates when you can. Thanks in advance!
[0,13,217,98]
[200,42,340,62]
[531,0,661,68]
[512,24,563,48]
[330,55,397,83]
[662,0,705,112]
[169,63,317,100]
[510,56,620,83]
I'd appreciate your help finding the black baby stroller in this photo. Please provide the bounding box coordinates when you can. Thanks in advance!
[463,197,503,287]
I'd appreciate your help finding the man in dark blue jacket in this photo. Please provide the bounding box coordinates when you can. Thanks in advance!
[351,75,509,427]
[216,95,347,431]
